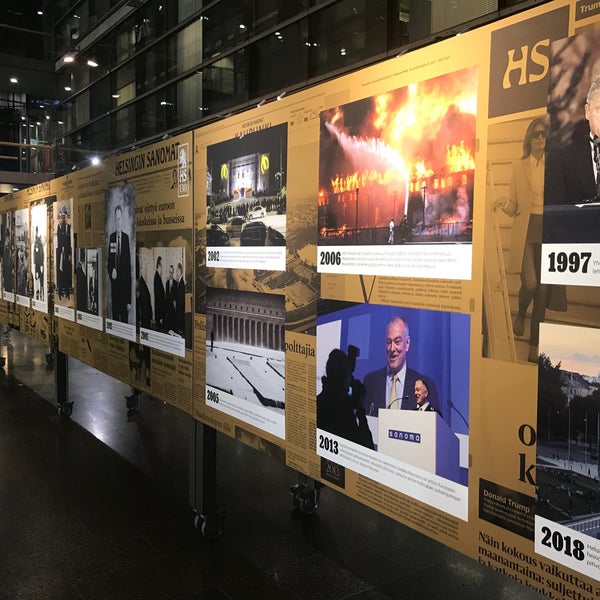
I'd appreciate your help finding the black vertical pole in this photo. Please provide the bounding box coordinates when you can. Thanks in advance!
[189,418,221,538]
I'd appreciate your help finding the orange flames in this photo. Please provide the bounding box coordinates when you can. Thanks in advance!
[446,141,475,173]
[324,67,477,195]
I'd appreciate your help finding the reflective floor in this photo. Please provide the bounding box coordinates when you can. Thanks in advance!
[0,330,546,599]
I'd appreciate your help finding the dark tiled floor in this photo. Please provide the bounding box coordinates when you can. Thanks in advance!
[0,331,546,599]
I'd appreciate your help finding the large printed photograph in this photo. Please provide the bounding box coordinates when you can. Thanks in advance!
[316,300,470,520]
[205,287,285,439]
[75,247,102,331]
[205,123,287,271]
[317,67,477,279]
[14,207,29,307]
[535,322,600,580]
[2,210,14,302]
[105,183,136,341]
[541,29,600,287]
[53,199,75,320]
[136,237,191,356]
[30,202,47,313]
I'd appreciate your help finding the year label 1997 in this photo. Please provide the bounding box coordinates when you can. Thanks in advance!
[541,244,600,287]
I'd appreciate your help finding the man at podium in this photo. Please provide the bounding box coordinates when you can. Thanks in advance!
[414,379,441,416]
[362,316,439,415]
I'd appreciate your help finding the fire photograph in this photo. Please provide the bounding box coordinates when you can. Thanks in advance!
[317,67,477,279]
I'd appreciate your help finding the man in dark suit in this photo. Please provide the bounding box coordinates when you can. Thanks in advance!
[107,205,131,323]
[414,379,441,415]
[546,75,600,208]
[165,264,176,331]
[153,256,166,330]
[174,262,185,335]
[362,316,438,415]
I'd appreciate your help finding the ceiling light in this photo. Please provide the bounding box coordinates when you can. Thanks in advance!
[64,86,72,91]
[63,54,75,63]
[12,187,18,191]
[9,77,18,84]
[90,156,100,166]
[256,99,266,108]
[45,115,50,120]
[36,121,41,126]
[37,10,43,15]
[21,116,25,121]
[112,94,120,98]
[58,121,64,125]
[87,59,98,67]
[239,24,246,29]
[277,91,286,101]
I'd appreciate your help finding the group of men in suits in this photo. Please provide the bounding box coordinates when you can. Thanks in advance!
[153,257,186,335]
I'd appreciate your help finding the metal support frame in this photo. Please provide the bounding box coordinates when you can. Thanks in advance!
[189,419,222,539]
[54,349,73,416]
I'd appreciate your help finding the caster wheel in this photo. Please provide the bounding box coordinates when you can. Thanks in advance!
[58,402,73,418]
[125,394,139,410]
[194,512,223,540]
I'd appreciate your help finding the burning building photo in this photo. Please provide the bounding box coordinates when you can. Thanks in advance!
[318,67,477,245]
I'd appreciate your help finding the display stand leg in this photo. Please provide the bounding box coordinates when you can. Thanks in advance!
[189,419,223,539]
[0,327,10,388]
[55,350,72,417]
[125,387,140,411]
[290,474,324,514]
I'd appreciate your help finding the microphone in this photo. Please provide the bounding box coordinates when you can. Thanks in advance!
[447,399,469,429]
[387,395,409,409]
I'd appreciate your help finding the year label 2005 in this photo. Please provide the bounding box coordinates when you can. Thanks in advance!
[206,389,220,404]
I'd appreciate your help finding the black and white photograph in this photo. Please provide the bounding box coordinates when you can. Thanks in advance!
[206,123,287,271]
[205,287,285,439]
[75,247,102,331]
[105,183,136,341]
[30,203,47,313]
[128,341,151,388]
[15,207,29,307]
[54,199,75,320]
[2,210,14,302]
[137,245,188,356]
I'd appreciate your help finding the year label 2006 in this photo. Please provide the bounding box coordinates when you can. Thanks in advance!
[540,526,584,561]
[547,251,591,274]
[319,251,342,266]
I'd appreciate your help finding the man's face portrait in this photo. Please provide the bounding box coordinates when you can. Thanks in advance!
[168,266,174,280]
[414,379,428,406]
[115,207,122,234]
[385,318,410,374]
[585,92,600,138]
